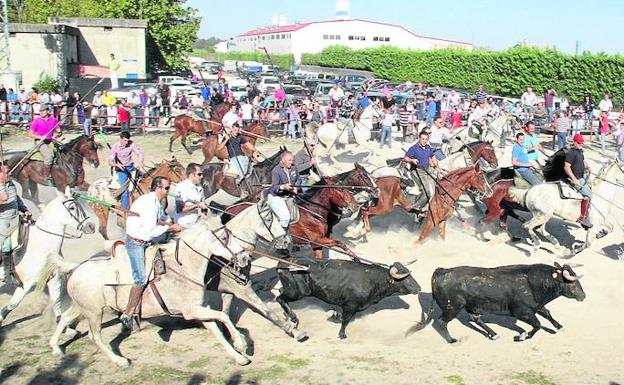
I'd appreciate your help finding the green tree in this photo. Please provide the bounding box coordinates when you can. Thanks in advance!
[193,37,225,52]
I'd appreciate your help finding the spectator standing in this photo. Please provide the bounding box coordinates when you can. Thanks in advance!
[380,107,395,148]
[109,53,121,89]
[328,81,344,120]
[440,96,451,126]
[102,91,117,127]
[555,111,571,150]
[475,85,487,104]
[520,87,537,116]
[543,88,557,124]
[450,107,462,129]
[426,96,437,127]
[50,90,63,122]
[398,105,413,142]
[0,84,6,122]
[597,111,611,155]
[157,80,171,118]
[117,100,131,133]
[240,99,253,127]
[17,87,29,123]
[7,88,18,122]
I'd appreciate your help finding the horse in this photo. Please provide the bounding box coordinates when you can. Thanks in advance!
[8,135,100,203]
[0,186,95,327]
[202,147,287,202]
[468,114,522,147]
[169,101,232,154]
[316,104,382,162]
[347,141,498,238]
[416,164,491,244]
[46,219,253,367]
[508,159,624,256]
[87,158,186,240]
[200,122,269,164]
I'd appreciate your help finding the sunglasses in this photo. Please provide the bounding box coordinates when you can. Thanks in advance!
[195,173,203,177]
[160,185,171,190]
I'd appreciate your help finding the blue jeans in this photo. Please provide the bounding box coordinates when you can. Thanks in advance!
[125,236,146,286]
[598,133,606,152]
[426,115,434,127]
[557,132,567,150]
[10,104,19,121]
[380,125,392,146]
[267,194,290,227]
[116,163,136,209]
[83,118,91,136]
[578,177,592,198]
[432,148,446,160]
[546,107,553,123]
[518,168,542,186]
[417,104,424,120]
[288,121,298,140]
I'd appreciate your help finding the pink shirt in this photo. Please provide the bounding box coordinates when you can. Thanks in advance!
[274,89,285,102]
[30,116,58,139]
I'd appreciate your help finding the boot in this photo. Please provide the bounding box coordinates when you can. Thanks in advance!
[119,285,144,333]
[41,165,54,187]
[577,197,593,229]
[0,252,13,285]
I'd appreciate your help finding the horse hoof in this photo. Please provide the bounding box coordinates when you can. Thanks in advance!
[233,337,248,353]
[514,332,527,342]
[64,327,78,338]
[490,334,499,340]
[52,346,64,356]
[294,330,309,342]
[235,354,252,366]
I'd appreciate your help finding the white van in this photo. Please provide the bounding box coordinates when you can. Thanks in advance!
[159,76,191,86]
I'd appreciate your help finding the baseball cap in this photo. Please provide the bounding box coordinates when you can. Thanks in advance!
[573,134,584,144]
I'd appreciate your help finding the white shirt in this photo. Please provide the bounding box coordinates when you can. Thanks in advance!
[468,106,488,127]
[429,125,451,146]
[521,92,537,107]
[598,98,613,112]
[222,111,239,129]
[241,103,253,120]
[449,92,461,107]
[328,87,344,102]
[174,179,205,228]
[126,192,168,241]
[190,95,204,108]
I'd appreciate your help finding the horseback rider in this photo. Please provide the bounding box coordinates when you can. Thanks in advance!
[0,163,31,284]
[266,151,301,229]
[428,117,451,160]
[190,90,206,120]
[564,134,593,228]
[522,121,548,162]
[512,132,542,186]
[218,123,260,183]
[108,131,145,210]
[219,103,239,138]
[295,141,319,191]
[404,130,441,212]
[173,163,207,229]
[28,105,62,186]
[120,176,182,333]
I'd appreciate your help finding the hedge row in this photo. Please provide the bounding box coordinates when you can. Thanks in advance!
[214,52,295,70]
[302,46,624,105]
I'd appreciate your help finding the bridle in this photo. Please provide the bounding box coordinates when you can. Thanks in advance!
[35,198,90,239]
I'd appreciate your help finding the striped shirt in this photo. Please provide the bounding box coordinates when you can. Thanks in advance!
[398,110,412,126]
[0,181,27,220]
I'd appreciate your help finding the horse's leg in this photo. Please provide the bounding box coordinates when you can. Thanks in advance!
[183,306,250,365]
[47,272,65,321]
[169,130,181,152]
[439,220,447,240]
[50,306,82,356]
[416,216,435,245]
[0,283,33,325]
[29,180,39,204]
[217,275,308,342]
[181,134,192,155]
[85,308,130,367]
[18,177,31,201]
[221,293,233,315]
[96,206,110,240]
[523,213,548,254]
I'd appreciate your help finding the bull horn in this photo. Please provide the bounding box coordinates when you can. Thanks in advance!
[389,266,410,280]
[562,270,577,282]
[566,263,584,268]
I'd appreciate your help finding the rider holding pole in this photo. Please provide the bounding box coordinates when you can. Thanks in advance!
[27,105,62,186]
[404,130,441,212]
[266,151,301,230]
[108,132,145,210]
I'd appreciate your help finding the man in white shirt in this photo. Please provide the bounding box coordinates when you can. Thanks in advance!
[221,104,239,132]
[448,90,461,109]
[240,99,253,128]
[598,94,613,113]
[327,82,344,119]
[174,163,207,228]
[428,117,451,159]
[190,91,206,119]
[520,87,537,114]
[120,176,181,332]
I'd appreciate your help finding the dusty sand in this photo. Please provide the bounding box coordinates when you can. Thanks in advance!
[0,128,622,385]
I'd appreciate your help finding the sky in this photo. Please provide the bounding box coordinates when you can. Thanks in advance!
[188,0,624,54]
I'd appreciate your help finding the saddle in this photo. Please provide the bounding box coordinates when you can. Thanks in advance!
[259,196,300,224]
[108,241,166,287]
[28,142,57,162]
[557,181,583,200]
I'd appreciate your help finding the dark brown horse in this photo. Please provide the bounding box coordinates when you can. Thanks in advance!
[8,135,100,203]
[200,122,269,164]
[359,141,498,235]
[416,164,490,244]
[88,158,186,240]
[169,102,232,153]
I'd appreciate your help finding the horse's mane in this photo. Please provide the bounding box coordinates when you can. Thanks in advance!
[256,147,286,168]
[142,159,183,179]
[591,159,619,186]
[59,135,88,152]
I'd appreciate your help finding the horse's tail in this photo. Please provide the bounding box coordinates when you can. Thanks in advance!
[36,254,79,292]
[508,187,528,206]
[405,299,435,336]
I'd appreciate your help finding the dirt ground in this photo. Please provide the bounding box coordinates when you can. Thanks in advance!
[0,127,623,385]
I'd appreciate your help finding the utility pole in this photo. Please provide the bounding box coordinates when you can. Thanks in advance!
[0,0,10,71]
[575,40,580,56]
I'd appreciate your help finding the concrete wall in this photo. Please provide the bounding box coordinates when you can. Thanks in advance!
[8,24,78,87]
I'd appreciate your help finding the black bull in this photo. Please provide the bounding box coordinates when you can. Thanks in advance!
[276,260,421,339]
[407,262,585,343]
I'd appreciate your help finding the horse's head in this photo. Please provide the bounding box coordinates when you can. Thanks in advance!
[327,186,360,217]
[473,141,498,169]
[153,158,186,183]
[42,186,96,236]
[181,222,251,271]
[79,135,100,168]
[467,163,492,198]
[348,163,379,200]
[228,204,291,251]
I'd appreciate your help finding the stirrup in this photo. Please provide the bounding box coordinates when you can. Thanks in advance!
[119,314,141,333]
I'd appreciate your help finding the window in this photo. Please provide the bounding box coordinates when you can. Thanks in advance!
[335,35,341,40]
[385,37,390,42]
[373,37,378,41]
[104,26,113,31]
[360,36,365,41]
[281,34,286,39]
[323,34,329,40]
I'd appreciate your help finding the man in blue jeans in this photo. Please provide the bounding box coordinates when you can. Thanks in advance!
[512,132,542,186]
[108,132,145,209]
[120,176,181,332]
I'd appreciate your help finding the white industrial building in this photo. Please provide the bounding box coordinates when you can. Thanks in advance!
[232,18,472,63]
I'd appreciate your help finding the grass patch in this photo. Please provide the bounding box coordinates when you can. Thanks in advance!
[446,375,467,385]
[118,366,194,385]
[508,371,558,385]
[268,354,310,368]
[15,334,41,341]
[186,356,211,369]
[246,365,288,381]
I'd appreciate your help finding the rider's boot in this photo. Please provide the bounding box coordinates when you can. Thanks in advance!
[119,284,144,333]
[42,165,54,186]
[0,252,9,284]
[577,197,593,230]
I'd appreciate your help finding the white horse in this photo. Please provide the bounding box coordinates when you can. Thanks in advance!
[0,186,95,326]
[316,104,382,162]
[47,219,253,367]
[509,159,624,256]
[468,114,520,148]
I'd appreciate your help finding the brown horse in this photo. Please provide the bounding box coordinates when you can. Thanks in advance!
[169,102,232,153]
[416,163,491,244]
[200,122,269,164]
[88,158,186,240]
[359,141,498,235]
[8,135,100,203]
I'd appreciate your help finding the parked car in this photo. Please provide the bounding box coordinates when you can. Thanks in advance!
[229,79,249,101]
[283,85,309,102]
[108,83,158,100]
[258,76,281,94]
[158,76,190,86]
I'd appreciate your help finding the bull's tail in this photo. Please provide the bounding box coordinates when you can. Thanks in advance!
[405,299,435,336]
[36,254,79,292]
[508,187,528,206]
